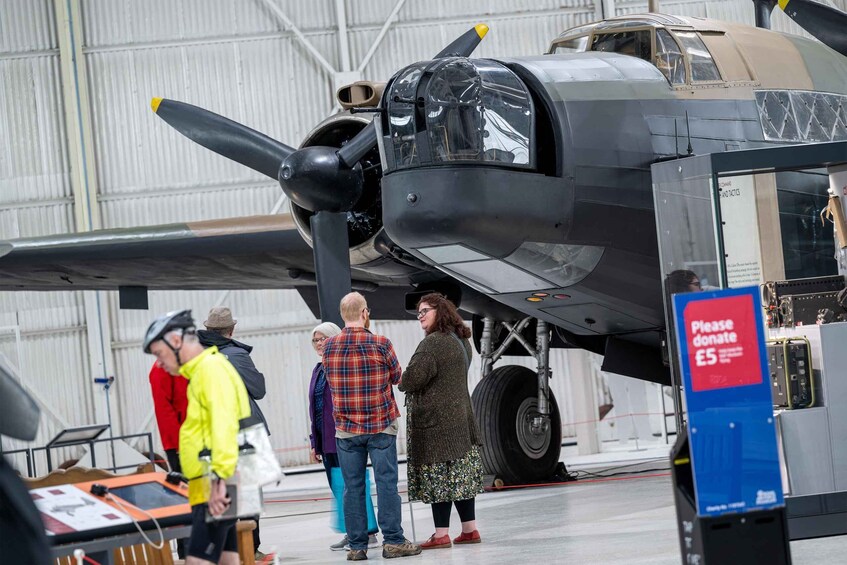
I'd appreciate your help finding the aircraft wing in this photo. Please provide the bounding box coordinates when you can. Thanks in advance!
[0,214,325,291]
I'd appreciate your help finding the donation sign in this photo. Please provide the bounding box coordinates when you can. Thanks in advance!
[672,285,783,518]
[684,293,762,392]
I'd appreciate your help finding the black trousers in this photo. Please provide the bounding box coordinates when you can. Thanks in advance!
[165,450,187,558]
[252,516,262,552]
[431,498,476,528]
[165,449,181,474]
[322,451,340,485]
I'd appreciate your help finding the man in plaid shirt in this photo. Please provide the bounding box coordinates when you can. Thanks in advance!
[323,292,422,561]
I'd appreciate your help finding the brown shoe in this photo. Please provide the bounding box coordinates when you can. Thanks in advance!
[420,533,451,549]
[347,548,368,561]
[382,539,422,558]
[453,530,481,544]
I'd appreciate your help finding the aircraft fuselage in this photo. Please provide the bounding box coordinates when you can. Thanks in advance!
[378,16,847,379]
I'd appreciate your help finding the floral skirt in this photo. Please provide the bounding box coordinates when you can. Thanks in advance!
[407,446,485,504]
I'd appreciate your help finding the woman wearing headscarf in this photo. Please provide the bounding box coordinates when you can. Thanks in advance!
[308,321,377,551]
[400,293,484,549]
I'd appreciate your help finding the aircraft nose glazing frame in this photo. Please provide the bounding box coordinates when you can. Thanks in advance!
[382,57,537,173]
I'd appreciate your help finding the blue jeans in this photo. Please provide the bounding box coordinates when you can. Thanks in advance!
[336,433,404,549]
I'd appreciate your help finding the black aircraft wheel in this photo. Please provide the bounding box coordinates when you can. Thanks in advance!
[471,365,562,485]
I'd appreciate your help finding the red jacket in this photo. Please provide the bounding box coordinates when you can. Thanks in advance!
[148,363,189,451]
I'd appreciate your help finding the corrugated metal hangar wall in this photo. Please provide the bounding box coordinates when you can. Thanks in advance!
[1,0,844,470]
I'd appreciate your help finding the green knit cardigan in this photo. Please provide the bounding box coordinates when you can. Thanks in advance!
[399,331,481,466]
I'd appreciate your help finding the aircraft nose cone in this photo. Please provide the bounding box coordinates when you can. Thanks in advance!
[278,147,364,213]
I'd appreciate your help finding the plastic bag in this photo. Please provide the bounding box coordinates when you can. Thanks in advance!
[237,423,282,489]
[205,474,264,522]
[330,466,377,533]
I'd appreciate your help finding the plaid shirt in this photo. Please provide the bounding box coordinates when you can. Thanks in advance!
[322,326,402,435]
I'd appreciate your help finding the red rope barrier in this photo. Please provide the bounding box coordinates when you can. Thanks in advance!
[271,411,674,455]
[263,471,670,504]
[266,496,333,503]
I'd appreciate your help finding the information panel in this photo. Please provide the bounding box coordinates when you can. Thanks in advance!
[31,485,131,536]
[673,286,783,517]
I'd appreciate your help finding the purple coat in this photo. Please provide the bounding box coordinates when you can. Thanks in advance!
[308,362,337,455]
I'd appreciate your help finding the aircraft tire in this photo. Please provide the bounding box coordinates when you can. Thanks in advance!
[471,365,562,485]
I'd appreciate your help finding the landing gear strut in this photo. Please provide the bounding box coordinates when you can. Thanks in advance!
[471,317,562,485]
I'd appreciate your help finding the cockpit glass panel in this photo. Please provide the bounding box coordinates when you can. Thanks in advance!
[504,242,604,288]
[551,36,589,53]
[675,31,721,82]
[387,62,429,168]
[547,23,596,53]
[557,23,596,37]
[655,29,685,85]
[595,20,655,30]
[426,60,482,162]
[425,59,533,168]
[590,30,652,62]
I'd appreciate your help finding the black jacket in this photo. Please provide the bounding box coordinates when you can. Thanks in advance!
[0,457,51,564]
[197,330,270,434]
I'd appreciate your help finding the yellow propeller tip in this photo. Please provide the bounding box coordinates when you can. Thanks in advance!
[778,0,789,9]
[151,97,163,113]
[475,24,489,39]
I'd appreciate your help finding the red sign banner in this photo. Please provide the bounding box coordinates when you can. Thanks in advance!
[683,294,763,392]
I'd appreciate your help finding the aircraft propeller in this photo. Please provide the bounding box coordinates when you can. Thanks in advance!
[778,0,847,56]
[152,24,489,326]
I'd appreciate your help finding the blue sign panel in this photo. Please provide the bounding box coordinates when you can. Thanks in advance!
[673,286,783,517]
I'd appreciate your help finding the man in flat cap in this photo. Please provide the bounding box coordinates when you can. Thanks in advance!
[197,306,270,561]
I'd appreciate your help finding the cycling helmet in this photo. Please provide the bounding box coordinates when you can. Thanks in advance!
[142,309,196,353]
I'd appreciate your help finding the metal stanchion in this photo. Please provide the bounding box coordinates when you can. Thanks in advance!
[407,496,417,542]
[627,384,647,453]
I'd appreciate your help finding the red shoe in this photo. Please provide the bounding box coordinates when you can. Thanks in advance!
[453,530,481,544]
[420,534,452,549]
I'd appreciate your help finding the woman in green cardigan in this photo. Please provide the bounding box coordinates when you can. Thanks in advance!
[400,292,484,549]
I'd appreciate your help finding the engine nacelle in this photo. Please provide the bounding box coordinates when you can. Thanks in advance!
[290,112,414,277]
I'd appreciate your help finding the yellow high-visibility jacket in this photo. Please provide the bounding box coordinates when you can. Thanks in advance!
[178,346,251,505]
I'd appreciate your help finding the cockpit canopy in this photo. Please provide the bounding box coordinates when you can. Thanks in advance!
[382,58,535,173]
[548,16,730,86]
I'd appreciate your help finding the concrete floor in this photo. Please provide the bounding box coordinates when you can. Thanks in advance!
[256,446,847,564]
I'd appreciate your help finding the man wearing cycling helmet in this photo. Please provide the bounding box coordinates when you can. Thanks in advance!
[143,309,252,565]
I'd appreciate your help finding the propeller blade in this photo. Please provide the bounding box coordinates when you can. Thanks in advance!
[337,121,377,168]
[152,98,295,180]
[0,357,40,441]
[309,212,353,326]
[778,0,847,56]
[435,23,489,58]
